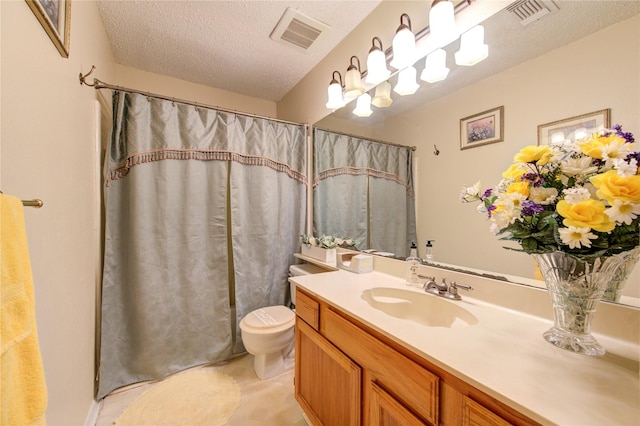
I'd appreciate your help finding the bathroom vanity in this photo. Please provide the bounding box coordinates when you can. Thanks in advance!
[290,266,640,425]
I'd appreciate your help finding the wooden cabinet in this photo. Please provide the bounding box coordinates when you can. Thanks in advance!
[295,312,361,425]
[295,288,536,426]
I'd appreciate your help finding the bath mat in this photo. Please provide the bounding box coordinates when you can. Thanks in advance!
[114,369,240,426]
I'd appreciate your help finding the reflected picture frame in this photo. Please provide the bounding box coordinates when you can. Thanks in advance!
[460,106,504,150]
[537,109,610,146]
[25,0,71,58]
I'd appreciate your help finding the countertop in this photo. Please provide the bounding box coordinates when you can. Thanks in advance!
[290,268,640,426]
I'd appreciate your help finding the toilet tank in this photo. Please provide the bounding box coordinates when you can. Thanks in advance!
[289,263,326,307]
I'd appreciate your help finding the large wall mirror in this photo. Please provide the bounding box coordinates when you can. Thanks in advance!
[313,1,640,308]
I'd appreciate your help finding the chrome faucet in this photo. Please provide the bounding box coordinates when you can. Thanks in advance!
[419,276,473,300]
[423,277,449,296]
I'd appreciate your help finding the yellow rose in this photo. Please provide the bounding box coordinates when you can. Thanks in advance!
[590,170,640,203]
[579,134,624,159]
[506,181,530,197]
[501,163,526,180]
[557,198,615,232]
[514,145,552,165]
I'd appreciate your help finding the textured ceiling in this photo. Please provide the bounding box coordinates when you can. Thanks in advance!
[96,0,382,102]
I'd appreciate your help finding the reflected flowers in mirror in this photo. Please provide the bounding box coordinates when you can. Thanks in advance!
[300,234,360,249]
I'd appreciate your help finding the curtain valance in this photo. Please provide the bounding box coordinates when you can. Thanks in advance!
[313,128,413,198]
[106,91,307,185]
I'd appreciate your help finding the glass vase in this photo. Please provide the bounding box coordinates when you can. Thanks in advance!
[602,248,640,303]
[531,250,632,356]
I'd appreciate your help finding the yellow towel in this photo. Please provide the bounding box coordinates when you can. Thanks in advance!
[1,194,47,426]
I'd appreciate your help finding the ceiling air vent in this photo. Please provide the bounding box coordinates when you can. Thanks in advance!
[507,0,559,26]
[270,8,330,53]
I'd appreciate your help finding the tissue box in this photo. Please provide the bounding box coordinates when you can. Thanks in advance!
[337,253,373,274]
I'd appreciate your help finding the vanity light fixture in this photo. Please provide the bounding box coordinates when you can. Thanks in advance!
[429,0,460,49]
[420,48,449,83]
[344,56,365,100]
[390,13,416,70]
[371,81,393,108]
[454,25,489,66]
[393,66,419,96]
[325,70,346,110]
[353,92,373,117]
[366,37,391,85]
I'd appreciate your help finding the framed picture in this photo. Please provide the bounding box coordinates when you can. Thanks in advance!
[537,108,610,145]
[25,0,71,58]
[460,106,504,150]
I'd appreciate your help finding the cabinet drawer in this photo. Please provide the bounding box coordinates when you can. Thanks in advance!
[323,307,439,425]
[295,289,319,330]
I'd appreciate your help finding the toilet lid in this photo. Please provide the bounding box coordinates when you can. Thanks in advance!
[243,306,295,329]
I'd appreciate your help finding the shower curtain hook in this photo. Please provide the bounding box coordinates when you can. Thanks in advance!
[79,65,97,86]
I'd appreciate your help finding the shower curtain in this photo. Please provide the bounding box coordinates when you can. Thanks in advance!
[313,128,416,258]
[97,92,306,399]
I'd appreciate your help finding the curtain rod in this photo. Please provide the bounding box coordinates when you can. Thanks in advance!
[78,66,307,128]
[313,127,417,152]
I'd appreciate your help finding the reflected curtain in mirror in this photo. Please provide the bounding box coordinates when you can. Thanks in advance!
[313,128,417,258]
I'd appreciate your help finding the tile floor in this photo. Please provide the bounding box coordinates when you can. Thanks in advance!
[94,354,307,426]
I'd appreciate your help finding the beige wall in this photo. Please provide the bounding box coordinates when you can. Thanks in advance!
[0,1,275,424]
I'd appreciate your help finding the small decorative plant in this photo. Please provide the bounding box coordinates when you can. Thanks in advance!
[300,234,359,249]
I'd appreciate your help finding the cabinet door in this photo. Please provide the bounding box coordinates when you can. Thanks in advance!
[369,380,427,426]
[462,396,512,426]
[295,318,361,426]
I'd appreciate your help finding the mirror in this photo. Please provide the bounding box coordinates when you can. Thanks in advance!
[313,2,640,307]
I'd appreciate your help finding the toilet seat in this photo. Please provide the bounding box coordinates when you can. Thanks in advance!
[240,306,295,334]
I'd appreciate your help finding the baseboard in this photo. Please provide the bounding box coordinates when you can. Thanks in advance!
[84,399,102,426]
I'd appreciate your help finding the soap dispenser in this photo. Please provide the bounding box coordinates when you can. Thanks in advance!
[425,240,435,263]
[405,242,423,287]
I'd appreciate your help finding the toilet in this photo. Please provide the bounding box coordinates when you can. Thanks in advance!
[239,262,325,380]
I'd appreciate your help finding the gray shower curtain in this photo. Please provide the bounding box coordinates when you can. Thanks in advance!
[97,92,306,399]
[313,128,416,258]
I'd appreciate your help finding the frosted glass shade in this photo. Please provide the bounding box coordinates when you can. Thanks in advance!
[344,67,365,99]
[372,81,393,108]
[429,0,459,48]
[325,81,345,110]
[353,93,373,117]
[420,49,450,83]
[393,66,419,96]
[390,27,416,69]
[366,48,391,85]
[455,25,488,66]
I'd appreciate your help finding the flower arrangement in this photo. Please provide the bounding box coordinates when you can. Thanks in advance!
[300,234,359,249]
[460,124,639,259]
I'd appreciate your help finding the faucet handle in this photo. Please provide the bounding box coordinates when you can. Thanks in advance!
[447,281,473,300]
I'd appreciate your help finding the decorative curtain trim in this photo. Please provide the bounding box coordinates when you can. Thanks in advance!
[106,148,308,186]
[106,91,308,187]
[313,166,415,199]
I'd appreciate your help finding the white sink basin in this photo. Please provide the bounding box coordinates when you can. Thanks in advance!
[361,287,478,329]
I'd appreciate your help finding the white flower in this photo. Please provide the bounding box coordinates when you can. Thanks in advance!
[558,226,598,249]
[613,158,638,178]
[561,155,598,178]
[529,187,558,205]
[459,181,482,203]
[562,186,591,204]
[601,140,634,162]
[605,200,640,225]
